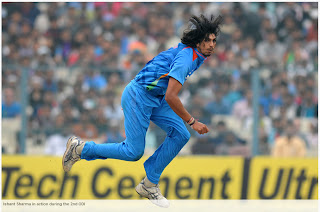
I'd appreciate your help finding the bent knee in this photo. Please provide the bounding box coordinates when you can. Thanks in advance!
[122,138,145,161]
[133,153,143,161]
[168,128,190,142]
[127,151,144,161]
[125,145,144,161]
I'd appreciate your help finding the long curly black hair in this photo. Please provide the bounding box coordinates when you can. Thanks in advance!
[181,14,223,48]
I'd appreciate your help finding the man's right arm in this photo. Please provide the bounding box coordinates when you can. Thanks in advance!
[165,77,209,135]
[166,48,209,135]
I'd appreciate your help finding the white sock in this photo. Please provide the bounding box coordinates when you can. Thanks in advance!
[144,177,156,187]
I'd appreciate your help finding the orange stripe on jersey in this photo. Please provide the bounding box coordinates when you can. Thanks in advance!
[159,73,169,79]
[192,49,198,61]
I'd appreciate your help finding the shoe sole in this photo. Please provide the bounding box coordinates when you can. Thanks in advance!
[62,137,77,172]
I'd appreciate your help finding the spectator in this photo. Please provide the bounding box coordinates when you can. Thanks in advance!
[2,87,21,118]
[272,120,306,157]
[191,134,215,155]
[220,14,237,41]
[165,24,181,50]
[205,89,230,115]
[267,117,286,147]
[103,91,124,122]
[245,106,272,146]
[72,112,98,140]
[20,2,40,26]
[29,76,44,116]
[128,21,157,56]
[256,30,286,69]
[305,120,318,156]
[42,70,58,93]
[36,104,55,134]
[277,15,298,44]
[32,45,56,70]
[215,131,249,156]
[48,114,69,135]
[93,106,109,136]
[270,93,297,120]
[259,138,270,155]
[258,17,273,42]
[292,118,309,146]
[211,121,232,145]
[83,70,108,92]
[216,75,242,107]
[45,129,71,156]
[296,87,317,118]
[210,121,247,155]
[306,18,318,42]
[285,41,314,76]
[232,89,253,121]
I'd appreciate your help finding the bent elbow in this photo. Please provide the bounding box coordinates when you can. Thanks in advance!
[165,93,174,104]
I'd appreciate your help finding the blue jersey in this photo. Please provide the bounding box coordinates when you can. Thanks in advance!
[134,43,207,96]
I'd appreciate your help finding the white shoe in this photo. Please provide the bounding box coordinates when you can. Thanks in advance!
[62,136,84,172]
[135,179,170,208]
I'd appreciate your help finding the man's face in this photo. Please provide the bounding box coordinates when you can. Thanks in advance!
[286,125,296,138]
[4,89,14,105]
[196,33,216,57]
[267,32,277,43]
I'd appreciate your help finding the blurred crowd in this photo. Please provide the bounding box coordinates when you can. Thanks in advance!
[2,2,318,157]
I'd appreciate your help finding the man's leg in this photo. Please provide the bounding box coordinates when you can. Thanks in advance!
[144,100,190,184]
[135,99,188,207]
[79,82,156,161]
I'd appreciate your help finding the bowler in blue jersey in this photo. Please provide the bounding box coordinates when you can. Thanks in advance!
[63,14,223,207]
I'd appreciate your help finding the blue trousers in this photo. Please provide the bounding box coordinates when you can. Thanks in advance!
[81,80,190,184]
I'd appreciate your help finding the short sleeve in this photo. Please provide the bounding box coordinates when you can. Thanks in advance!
[168,48,193,85]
